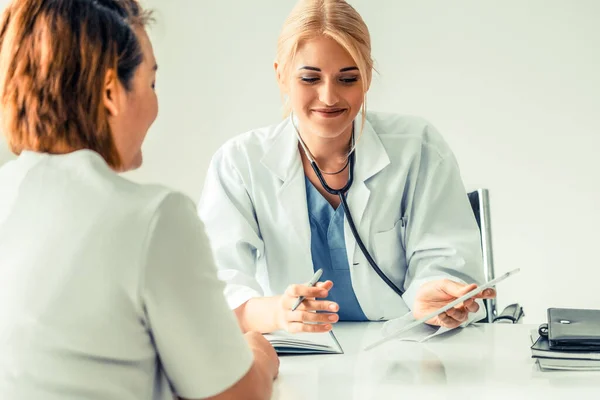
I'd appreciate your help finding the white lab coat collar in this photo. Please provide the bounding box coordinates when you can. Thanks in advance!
[259,117,301,183]
[260,113,391,183]
[353,115,391,182]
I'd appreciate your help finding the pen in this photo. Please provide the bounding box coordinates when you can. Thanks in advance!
[290,268,323,311]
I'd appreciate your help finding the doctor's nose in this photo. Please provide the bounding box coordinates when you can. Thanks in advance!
[318,82,340,107]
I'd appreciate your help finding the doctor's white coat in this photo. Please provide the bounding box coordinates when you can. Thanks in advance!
[198,112,486,322]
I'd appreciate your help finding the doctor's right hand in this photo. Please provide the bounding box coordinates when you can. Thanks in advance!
[275,281,340,333]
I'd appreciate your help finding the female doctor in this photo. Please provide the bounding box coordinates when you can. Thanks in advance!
[198,0,495,334]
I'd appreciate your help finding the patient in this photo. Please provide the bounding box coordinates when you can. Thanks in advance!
[0,1,278,399]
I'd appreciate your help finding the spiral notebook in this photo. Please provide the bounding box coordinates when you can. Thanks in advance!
[264,330,343,355]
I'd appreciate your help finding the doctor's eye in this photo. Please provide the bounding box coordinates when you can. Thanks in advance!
[300,77,320,84]
[339,76,359,84]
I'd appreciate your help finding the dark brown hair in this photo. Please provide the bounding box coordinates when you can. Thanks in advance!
[0,0,153,169]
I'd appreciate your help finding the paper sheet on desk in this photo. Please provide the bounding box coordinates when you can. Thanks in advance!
[381,313,455,342]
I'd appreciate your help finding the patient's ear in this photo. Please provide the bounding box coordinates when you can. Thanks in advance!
[103,69,122,117]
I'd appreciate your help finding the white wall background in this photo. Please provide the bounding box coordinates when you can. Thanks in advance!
[1,0,599,323]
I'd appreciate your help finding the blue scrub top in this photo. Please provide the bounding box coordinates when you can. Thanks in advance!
[305,176,368,321]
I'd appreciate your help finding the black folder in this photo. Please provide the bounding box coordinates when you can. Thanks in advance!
[539,308,600,351]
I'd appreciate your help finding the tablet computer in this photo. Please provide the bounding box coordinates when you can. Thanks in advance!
[363,268,520,351]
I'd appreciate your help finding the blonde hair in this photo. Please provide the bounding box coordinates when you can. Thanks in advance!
[276,0,373,131]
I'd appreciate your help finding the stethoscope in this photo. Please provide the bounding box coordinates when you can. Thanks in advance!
[292,115,405,297]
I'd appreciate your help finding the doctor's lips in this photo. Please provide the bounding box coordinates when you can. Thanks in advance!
[311,107,347,118]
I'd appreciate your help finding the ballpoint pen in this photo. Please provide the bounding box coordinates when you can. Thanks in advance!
[290,268,323,311]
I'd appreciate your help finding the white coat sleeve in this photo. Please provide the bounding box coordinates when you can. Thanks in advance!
[401,130,487,324]
[197,146,265,310]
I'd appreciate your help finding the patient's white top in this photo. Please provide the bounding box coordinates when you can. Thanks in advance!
[0,150,252,400]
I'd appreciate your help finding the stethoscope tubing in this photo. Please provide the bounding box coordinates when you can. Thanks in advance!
[310,155,405,297]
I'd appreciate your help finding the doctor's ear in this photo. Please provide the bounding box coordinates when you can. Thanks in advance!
[274,61,288,92]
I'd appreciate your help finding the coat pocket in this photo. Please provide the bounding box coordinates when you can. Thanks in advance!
[372,217,408,285]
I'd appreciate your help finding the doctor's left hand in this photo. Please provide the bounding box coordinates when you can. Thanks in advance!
[412,279,496,329]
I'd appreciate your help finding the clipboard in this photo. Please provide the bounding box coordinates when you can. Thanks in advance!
[363,268,521,351]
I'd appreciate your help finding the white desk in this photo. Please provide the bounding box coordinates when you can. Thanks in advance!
[272,322,600,399]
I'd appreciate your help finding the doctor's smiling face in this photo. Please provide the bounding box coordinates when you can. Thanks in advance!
[276,36,367,140]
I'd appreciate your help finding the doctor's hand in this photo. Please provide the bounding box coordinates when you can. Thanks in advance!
[412,279,496,329]
[275,280,340,333]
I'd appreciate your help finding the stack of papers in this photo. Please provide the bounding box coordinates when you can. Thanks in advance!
[264,330,343,355]
[530,330,600,371]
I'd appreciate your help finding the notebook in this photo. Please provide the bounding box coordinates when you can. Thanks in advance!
[264,330,343,355]
[530,332,600,360]
[530,330,600,370]
[537,357,600,371]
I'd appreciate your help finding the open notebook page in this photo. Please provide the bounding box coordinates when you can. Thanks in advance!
[264,330,343,355]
